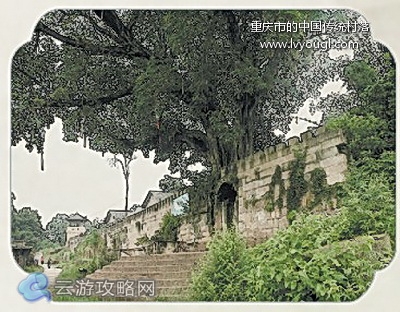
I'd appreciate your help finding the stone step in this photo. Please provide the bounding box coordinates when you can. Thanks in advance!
[86,277,189,288]
[117,252,205,262]
[85,251,205,300]
[110,260,200,267]
[101,264,195,272]
[88,270,192,279]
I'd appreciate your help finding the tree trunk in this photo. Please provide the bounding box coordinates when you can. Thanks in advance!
[124,171,129,211]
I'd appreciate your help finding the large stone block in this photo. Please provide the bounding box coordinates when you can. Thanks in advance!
[318,146,339,160]
[320,136,346,150]
[320,154,346,168]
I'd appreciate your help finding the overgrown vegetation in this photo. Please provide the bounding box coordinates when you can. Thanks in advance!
[286,148,307,222]
[190,52,395,302]
[134,213,183,254]
[264,165,285,212]
[307,168,334,210]
[24,264,44,273]
[152,212,182,243]
[190,169,394,301]
[58,230,118,280]
[190,230,248,301]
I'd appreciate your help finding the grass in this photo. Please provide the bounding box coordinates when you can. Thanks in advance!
[23,264,44,273]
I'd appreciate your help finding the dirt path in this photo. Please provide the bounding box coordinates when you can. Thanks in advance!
[41,264,62,287]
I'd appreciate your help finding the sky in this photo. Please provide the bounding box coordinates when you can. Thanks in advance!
[11,119,172,226]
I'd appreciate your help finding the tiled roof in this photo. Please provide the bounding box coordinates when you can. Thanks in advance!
[67,213,88,221]
[104,210,135,224]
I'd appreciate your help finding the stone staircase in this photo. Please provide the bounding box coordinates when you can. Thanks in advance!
[86,251,206,301]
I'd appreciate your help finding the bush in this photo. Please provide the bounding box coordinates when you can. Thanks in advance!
[152,212,182,243]
[24,264,44,273]
[190,211,392,301]
[339,171,395,244]
[190,160,395,302]
[58,230,117,279]
[190,229,248,301]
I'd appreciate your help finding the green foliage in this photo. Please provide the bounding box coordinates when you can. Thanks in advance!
[243,222,387,301]
[339,160,395,244]
[12,10,381,217]
[159,175,186,192]
[36,238,61,251]
[45,213,69,245]
[58,230,117,280]
[287,148,307,219]
[307,168,334,209]
[191,211,393,301]
[152,212,182,243]
[190,152,395,301]
[329,52,395,162]
[136,234,151,246]
[11,206,45,251]
[327,113,390,161]
[24,264,44,273]
[264,165,285,212]
[190,229,248,301]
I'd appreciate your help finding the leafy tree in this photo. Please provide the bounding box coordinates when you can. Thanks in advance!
[11,206,46,250]
[45,213,70,246]
[327,50,395,197]
[158,174,186,192]
[11,9,387,218]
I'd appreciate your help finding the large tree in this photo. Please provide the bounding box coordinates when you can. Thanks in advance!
[11,9,387,217]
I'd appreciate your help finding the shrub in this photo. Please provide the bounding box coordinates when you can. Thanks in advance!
[58,230,117,279]
[190,229,248,301]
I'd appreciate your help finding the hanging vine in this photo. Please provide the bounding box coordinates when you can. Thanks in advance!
[307,168,334,210]
[263,165,285,212]
[287,147,307,223]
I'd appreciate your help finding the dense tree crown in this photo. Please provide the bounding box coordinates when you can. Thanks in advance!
[11,10,392,211]
[11,205,45,249]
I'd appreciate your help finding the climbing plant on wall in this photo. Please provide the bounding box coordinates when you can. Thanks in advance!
[286,148,307,223]
[264,165,285,212]
[307,167,335,210]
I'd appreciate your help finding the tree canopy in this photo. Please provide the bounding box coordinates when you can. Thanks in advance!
[45,213,70,245]
[11,9,390,213]
[11,205,46,250]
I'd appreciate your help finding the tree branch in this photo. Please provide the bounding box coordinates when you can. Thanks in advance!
[174,127,209,154]
[35,21,150,60]
[80,11,123,44]
[14,67,42,85]
[93,10,151,59]
[50,85,134,108]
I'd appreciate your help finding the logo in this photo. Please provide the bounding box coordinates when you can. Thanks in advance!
[18,273,52,302]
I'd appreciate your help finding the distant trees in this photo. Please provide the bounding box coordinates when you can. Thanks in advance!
[11,204,46,250]
[45,213,69,245]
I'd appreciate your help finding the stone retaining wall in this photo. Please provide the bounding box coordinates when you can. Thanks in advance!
[81,126,347,252]
[236,126,347,245]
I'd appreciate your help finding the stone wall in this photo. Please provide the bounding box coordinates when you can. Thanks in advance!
[235,126,347,245]
[66,234,84,251]
[79,126,347,253]
[177,212,210,251]
[65,226,86,249]
[100,193,180,254]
